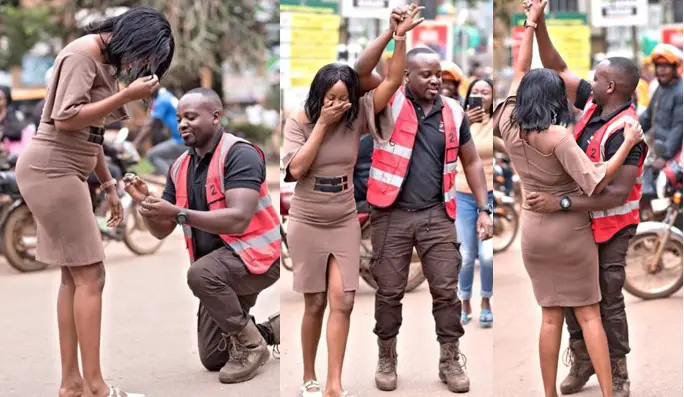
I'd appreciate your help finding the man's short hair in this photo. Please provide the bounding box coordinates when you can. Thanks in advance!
[184,87,223,109]
[606,57,640,97]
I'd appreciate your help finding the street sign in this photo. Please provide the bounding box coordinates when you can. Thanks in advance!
[590,0,648,27]
[280,0,340,89]
[341,0,404,19]
[408,20,453,61]
[511,13,591,79]
[662,24,684,49]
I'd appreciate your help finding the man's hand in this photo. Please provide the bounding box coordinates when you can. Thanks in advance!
[123,173,151,202]
[525,191,560,213]
[139,196,180,221]
[477,212,494,240]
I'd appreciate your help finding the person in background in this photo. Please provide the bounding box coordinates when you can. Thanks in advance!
[0,86,26,143]
[441,61,465,105]
[457,77,495,328]
[640,44,683,168]
[133,86,184,176]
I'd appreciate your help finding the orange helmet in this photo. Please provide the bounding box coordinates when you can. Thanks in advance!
[441,61,464,82]
[651,43,683,75]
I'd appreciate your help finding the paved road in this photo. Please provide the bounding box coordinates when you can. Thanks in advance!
[280,258,494,396]
[0,189,281,397]
[494,236,683,397]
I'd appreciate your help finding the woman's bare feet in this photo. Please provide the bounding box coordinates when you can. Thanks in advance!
[58,385,84,397]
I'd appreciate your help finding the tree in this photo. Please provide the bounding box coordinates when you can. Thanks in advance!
[45,0,272,92]
[0,5,61,69]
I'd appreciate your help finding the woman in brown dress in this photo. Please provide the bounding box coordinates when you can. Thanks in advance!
[15,7,173,397]
[282,7,424,397]
[492,1,643,396]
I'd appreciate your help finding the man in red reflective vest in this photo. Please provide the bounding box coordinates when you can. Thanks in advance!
[122,88,280,385]
[524,11,647,396]
[355,45,493,394]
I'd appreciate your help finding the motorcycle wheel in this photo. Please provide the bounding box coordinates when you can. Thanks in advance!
[280,224,293,271]
[493,204,519,254]
[624,232,683,300]
[2,204,47,272]
[359,222,426,293]
[122,202,164,255]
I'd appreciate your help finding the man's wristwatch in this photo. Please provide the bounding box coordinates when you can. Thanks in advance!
[175,208,189,225]
[560,196,572,211]
[478,204,493,215]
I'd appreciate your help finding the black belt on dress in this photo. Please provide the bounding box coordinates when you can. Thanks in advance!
[87,126,105,145]
[314,175,348,193]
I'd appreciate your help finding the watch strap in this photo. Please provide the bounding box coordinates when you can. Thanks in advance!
[524,19,538,28]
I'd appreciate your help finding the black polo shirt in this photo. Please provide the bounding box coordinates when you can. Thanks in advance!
[575,79,644,165]
[162,131,266,260]
[395,88,471,210]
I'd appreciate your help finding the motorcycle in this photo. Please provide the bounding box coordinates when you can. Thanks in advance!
[90,128,165,256]
[493,161,519,254]
[279,166,426,292]
[624,143,683,299]
[494,151,522,213]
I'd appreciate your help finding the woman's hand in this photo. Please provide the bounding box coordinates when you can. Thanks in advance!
[395,4,425,36]
[389,7,406,32]
[124,74,160,101]
[466,105,486,124]
[318,101,351,127]
[623,122,644,148]
[106,190,123,228]
[122,173,150,202]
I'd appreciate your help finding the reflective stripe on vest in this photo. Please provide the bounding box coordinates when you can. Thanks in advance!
[170,133,280,274]
[366,88,463,220]
[574,102,647,243]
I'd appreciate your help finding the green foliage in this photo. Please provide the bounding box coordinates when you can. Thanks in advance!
[226,121,272,146]
[0,6,58,68]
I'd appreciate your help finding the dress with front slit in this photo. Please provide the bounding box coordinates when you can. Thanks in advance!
[282,91,392,293]
[493,96,607,307]
[15,49,128,267]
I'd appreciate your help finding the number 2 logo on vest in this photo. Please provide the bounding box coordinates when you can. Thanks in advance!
[210,184,218,196]
[589,147,597,159]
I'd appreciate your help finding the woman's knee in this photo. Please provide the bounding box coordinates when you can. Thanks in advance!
[60,267,75,287]
[329,291,355,317]
[573,304,602,326]
[541,306,565,327]
[304,293,328,317]
[69,263,106,291]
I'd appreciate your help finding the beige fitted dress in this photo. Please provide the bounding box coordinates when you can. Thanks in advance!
[494,96,607,307]
[282,91,392,293]
[15,49,128,266]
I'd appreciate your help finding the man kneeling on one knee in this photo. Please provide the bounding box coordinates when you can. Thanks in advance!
[123,87,280,384]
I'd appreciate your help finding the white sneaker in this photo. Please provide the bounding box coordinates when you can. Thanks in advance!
[300,380,323,397]
[107,385,144,397]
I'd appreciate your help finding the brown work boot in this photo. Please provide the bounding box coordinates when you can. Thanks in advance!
[218,321,270,384]
[560,339,595,394]
[612,357,630,397]
[438,341,470,393]
[375,338,398,391]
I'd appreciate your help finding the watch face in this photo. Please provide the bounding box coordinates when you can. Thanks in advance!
[560,198,570,209]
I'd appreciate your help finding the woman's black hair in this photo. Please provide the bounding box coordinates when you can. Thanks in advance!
[511,69,571,134]
[0,85,12,107]
[464,78,494,115]
[304,63,360,128]
[84,5,175,81]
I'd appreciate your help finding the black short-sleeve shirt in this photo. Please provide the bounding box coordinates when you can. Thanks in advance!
[575,79,644,165]
[395,89,471,210]
[162,131,266,260]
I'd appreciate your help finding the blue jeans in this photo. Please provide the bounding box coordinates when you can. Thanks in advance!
[148,139,187,176]
[455,191,494,301]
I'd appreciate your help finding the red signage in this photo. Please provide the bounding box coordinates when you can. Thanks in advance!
[662,24,683,49]
[408,21,452,61]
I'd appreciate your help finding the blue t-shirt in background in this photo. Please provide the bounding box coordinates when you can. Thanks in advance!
[151,88,181,143]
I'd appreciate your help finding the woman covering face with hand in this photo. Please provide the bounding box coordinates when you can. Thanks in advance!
[14,6,173,397]
[281,6,423,397]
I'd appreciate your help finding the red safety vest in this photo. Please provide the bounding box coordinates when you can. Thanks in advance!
[574,98,648,244]
[366,87,463,220]
[170,133,280,274]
